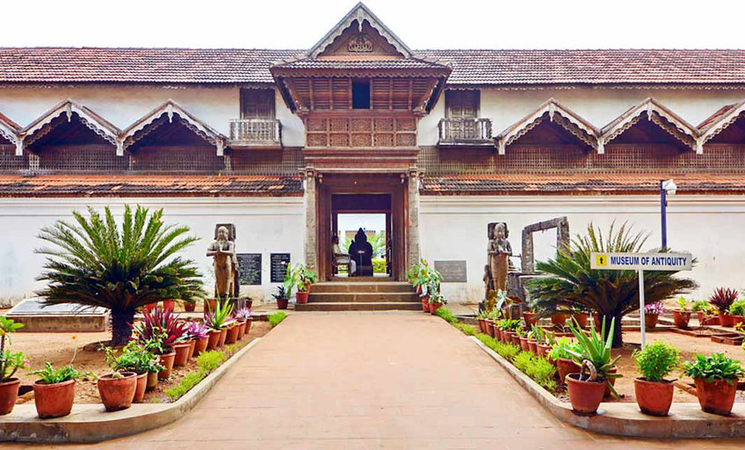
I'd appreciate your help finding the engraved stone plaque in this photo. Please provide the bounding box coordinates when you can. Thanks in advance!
[435,260,468,283]
[237,253,262,286]
[270,253,291,283]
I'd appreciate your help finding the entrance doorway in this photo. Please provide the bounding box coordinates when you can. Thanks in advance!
[317,174,408,281]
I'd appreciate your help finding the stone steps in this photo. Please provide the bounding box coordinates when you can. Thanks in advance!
[311,281,414,294]
[308,292,418,303]
[295,301,421,312]
[298,281,420,311]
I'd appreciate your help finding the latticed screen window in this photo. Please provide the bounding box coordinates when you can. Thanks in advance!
[240,89,275,119]
[445,90,479,118]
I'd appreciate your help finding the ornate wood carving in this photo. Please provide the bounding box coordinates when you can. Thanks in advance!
[305,114,417,149]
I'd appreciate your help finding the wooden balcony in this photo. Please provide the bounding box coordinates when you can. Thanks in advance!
[229,119,282,149]
[437,118,493,147]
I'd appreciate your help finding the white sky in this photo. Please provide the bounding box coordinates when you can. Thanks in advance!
[4,0,745,49]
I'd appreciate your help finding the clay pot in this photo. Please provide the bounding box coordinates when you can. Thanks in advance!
[537,343,551,358]
[429,302,440,314]
[173,342,192,367]
[592,313,602,330]
[33,379,76,419]
[98,372,137,412]
[296,291,309,304]
[0,378,20,415]
[184,302,196,312]
[495,328,504,342]
[158,352,176,380]
[694,377,738,416]
[188,339,196,359]
[528,339,538,354]
[207,329,221,350]
[245,319,252,336]
[551,314,567,327]
[644,313,659,330]
[603,366,618,398]
[236,321,246,339]
[478,319,486,334]
[519,336,530,352]
[204,299,217,313]
[163,300,176,311]
[422,298,430,312]
[718,313,734,328]
[486,320,495,338]
[566,374,606,415]
[672,310,692,329]
[556,358,581,383]
[277,298,289,310]
[731,315,745,327]
[225,324,240,344]
[634,378,674,416]
[523,312,539,327]
[510,333,521,346]
[133,373,147,403]
[143,303,157,313]
[218,328,228,347]
[194,336,209,356]
[146,371,158,390]
[574,313,589,328]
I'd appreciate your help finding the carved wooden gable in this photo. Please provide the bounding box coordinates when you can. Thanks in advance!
[317,21,404,60]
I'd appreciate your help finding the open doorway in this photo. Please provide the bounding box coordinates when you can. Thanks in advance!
[334,213,389,278]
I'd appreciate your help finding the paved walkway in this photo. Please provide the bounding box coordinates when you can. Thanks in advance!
[15,314,745,449]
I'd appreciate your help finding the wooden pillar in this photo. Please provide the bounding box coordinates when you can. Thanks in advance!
[407,168,421,270]
[303,168,318,273]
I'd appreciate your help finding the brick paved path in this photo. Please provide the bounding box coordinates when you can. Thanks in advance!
[19,314,745,449]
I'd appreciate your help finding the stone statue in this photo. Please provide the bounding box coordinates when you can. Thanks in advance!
[488,222,512,294]
[207,225,239,299]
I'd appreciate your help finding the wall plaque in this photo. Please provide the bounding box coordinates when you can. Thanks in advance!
[270,253,291,283]
[237,253,262,286]
[435,260,467,283]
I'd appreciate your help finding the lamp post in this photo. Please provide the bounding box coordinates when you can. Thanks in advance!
[660,179,677,249]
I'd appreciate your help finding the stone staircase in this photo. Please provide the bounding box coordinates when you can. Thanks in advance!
[295,280,420,312]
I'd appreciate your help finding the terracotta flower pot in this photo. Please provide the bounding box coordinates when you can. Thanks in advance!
[146,371,158,390]
[644,313,659,329]
[603,366,618,398]
[235,321,245,339]
[556,358,581,383]
[574,313,589,328]
[551,314,567,327]
[429,302,440,314]
[0,378,21,416]
[225,324,240,344]
[98,372,137,412]
[204,298,217,313]
[731,315,745,327]
[163,300,176,311]
[188,339,196,359]
[143,303,157,313]
[634,378,674,416]
[510,334,521,346]
[523,312,539,327]
[33,379,76,419]
[592,313,602,330]
[486,320,495,338]
[478,318,485,334]
[245,319,252,336]
[566,374,606,415]
[184,302,196,312]
[422,297,430,312]
[133,373,147,403]
[694,377,738,416]
[536,343,551,358]
[218,328,228,347]
[206,329,221,350]
[672,310,692,329]
[277,298,289,310]
[158,351,176,380]
[718,313,734,328]
[296,291,309,304]
[528,339,538,354]
[519,336,530,352]
[173,342,192,367]
[496,328,504,342]
[194,335,209,356]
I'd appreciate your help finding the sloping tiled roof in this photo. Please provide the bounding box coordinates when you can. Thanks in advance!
[271,57,449,72]
[3,48,745,86]
[420,173,745,195]
[0,175,303,197]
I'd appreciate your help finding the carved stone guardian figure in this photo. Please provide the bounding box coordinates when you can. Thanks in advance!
[207,225,239,299]
[488,222,512,294]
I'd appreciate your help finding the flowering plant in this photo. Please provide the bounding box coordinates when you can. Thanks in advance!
[185,322,210,340]
[132,306,187,353]
[644,301,664,315]
[233,307,252,321]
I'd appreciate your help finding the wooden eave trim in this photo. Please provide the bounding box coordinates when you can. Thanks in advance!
[698,98,745,149]
[269,67,450,79]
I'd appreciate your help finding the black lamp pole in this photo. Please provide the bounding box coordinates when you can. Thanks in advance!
[660,180,668,249]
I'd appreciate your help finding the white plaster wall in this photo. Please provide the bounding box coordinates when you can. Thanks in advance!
[0,85,306,147]
[418,87,745,146]
[0,197,305,307]
[419,195,745,304]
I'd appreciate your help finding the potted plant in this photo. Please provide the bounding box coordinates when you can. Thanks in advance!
[572,308,589,328]
[536,330,555,358]
[551,311,567,328]
[709,287,738,327]
[684,353,744,416]
[644,302,664,330]
[186,322,210,357]
[104,342,162,403]
[133,306,185,379]
[31,363,92,419]
[523,309,539,328]
[97,363,137,412]
[204,297,234,349]
[564,318,621,415]
[692,300,717,325]
[477,310,489,334]
[428,294,445,314]
[0,317,28,415]
[286,263,316,304]
[672,297,692,329]
[527,325,544,354]
[234,307,252,339]
[273,286,290,310]
[549,337,580,380]
[517,328,530,352]
[727,299,745,327]
[632,340,680,416]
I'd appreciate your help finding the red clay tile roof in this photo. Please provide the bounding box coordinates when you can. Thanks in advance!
[272,57,449,71]
[3,48,745,86]
[0,175,303,197]
[420,173,745,195]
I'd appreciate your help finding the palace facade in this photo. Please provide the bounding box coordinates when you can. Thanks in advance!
[1,3,745,305]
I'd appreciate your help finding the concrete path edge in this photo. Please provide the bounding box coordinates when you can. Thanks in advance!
[471,336,745,438]
[0,337,264,443]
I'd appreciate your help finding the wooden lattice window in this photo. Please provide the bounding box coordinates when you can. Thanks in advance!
[240,89,275,119]
[445,90,480,118]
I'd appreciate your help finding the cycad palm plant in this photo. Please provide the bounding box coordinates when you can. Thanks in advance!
[527,222,697,347]
[36,205,203,346]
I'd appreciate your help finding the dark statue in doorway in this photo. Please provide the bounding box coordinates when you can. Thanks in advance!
[348,228,374,276]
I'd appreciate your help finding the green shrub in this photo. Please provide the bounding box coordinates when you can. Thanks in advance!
[196,350,227,373]
[477,333,497,351]
[494,341,521,361]
[632,340,680,382]
[683,353,744,384]
[729,299,745,316]
[457,324,477,336]
[372,259,386,274]
[513,352,533,372]
[525,356,557,391]
[548,337,576,360]
[164,371,205,401]
[691,300,714,313]
[268,312,287,328]
[436,307,458,325]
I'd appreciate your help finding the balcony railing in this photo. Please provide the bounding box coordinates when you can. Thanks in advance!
[438,118,493,146]
[229,119,282,148]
